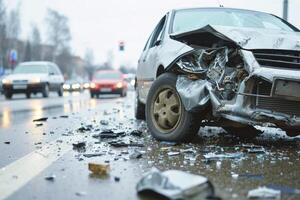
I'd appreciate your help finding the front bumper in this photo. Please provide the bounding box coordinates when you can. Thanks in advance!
[90,87,124,94]
[217,66,300,128]
[2,82,46,94]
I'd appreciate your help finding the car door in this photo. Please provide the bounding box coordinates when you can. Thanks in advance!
[137,16,167,103]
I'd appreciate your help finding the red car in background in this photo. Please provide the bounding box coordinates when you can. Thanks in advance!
[90,70,128,98]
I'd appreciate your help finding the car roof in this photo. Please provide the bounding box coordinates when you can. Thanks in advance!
[19,61,54,66]
[172,7,271,16]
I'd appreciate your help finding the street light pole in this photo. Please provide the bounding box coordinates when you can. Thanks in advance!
[283,0,288,21]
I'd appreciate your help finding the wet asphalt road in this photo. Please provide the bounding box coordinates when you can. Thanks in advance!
[0,91,299,200]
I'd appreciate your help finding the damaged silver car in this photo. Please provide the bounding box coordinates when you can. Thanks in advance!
[135,8,300,141]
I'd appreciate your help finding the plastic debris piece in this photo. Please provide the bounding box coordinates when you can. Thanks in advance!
[59,115,69,118]
[130,150,143,159]
[247,186,281,199]
[100,120,109,125]
[72,141,86,149]
[88,163,110,175]
[75,191,87,196]
[83,153,104,158]
[130,130,143,137]
[33,117,48,122]
[35,123,43,127]
[204,152,244,160]
[136,168,215,200]
[93,130,125,139]
[77,126,91,132]
[167,152,180,156]
[108,140,144,147]
[4,141,10,144]
[114,176,120,182]
[44,174,56,181]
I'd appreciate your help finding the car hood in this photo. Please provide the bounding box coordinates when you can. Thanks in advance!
[5,73,48,81]
[170,25,300,50]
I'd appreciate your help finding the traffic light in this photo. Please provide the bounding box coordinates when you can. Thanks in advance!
[119,41,125,51]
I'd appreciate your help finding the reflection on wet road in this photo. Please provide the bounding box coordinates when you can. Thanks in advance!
[0,91,299,200]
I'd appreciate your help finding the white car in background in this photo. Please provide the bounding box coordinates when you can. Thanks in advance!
[2,61,64,99]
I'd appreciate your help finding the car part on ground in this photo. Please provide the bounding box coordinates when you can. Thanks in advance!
[136,168,217,200]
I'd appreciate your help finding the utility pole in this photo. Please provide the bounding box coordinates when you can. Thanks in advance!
[283,0,288,21]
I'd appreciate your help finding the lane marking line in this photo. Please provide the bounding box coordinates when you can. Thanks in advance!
[0,134,83,200]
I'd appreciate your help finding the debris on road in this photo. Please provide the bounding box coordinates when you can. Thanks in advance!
[247,186,281,199]
[130,130,143,137]
[129,150,143,159]
[75,191,87,197]
[100,120,109,125]
[77,126,91,132]
[59,115,69,118]
[204,152,244,160]
[167,151,180,156]
[136,168,215,200]
[108,140,144,147]
[88,163,110,175]
[33,117,48,122]
[4,141,10,144]
[35,123,43,127]
[72,141,86,149]
[44,174,56,181]
[114,176,120,182]
[83,153,104,158]
[93,130,125,139]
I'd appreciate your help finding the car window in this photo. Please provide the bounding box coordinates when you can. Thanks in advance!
[143,33,153,51]
[52,64,61,75]
[172,9,295,33]
[13,64,48,74]
[94,71,121,80]
[149,16,166,48]
[48,65,56,75]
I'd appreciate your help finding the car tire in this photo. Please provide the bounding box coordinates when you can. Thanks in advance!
[4,92,12,99]
[146,73,201,142]
[26,92,31,99]
[135,92,145,120]
[223,126,262,139]
[58,85,63,97]
[42,84,49,98]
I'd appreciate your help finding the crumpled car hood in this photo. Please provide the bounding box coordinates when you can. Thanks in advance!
[171,25,300,50]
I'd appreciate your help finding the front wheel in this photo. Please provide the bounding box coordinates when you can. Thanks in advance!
[146,73,201,142]
[57,85,63,97]
[4,92,12,99]
[42,84,49,98]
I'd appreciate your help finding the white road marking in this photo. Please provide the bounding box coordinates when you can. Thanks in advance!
[0,134,84,200]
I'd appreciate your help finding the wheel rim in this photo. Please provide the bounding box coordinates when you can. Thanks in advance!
[152,88,181,133]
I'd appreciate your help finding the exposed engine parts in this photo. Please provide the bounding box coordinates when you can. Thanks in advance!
[176,47,248,101]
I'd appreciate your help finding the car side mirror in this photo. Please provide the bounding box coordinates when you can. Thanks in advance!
[154,40,161,46]
[49,72,55,76]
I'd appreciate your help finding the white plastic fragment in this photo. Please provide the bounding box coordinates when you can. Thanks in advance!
[247,186,281,199]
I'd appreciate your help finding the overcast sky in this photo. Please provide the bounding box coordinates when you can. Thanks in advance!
[5,0,300,67]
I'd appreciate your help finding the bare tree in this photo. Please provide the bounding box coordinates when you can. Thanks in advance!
[24,40,31,62]
[84,48,95,80]
[0,0,6,67]
[6,6,21,40]
[46,9,71,58]
[30,24,42,60]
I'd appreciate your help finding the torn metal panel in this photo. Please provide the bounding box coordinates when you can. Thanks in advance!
[176,76,211,111]
[136,168,215,200]
[171,25,300,50]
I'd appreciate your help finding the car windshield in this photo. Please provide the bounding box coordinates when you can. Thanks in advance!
[13,64,48,74]
[94,71,121,80]
[172,9,295,33]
